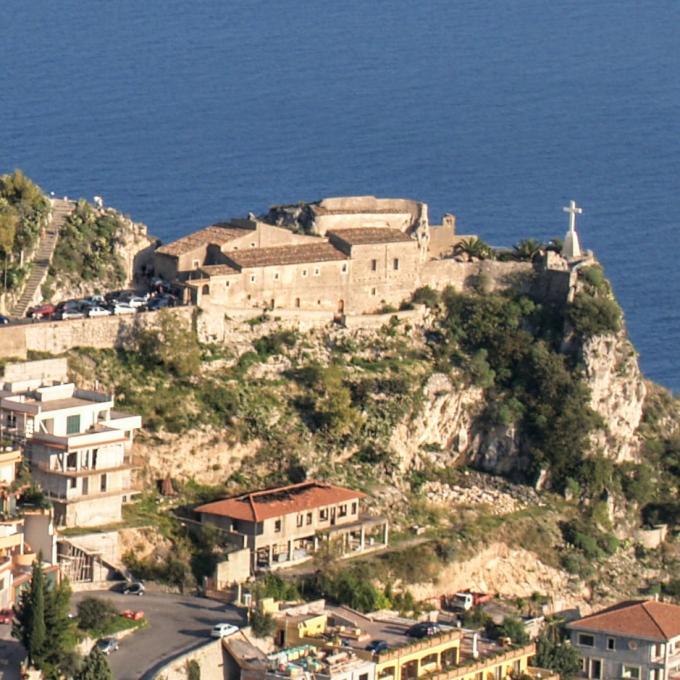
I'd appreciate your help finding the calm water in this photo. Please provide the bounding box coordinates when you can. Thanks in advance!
[1,2,679,390]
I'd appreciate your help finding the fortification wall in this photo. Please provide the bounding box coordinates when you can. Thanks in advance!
[0,260,573,361]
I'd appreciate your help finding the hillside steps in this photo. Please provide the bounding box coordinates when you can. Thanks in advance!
[10,198,74,318]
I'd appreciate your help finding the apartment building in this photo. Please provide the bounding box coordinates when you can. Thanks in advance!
[567,599,680,680]
[0,359,141,527]
[196,480,389,576]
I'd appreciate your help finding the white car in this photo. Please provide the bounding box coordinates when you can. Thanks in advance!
[87,306,112,317]
[60,309,85,320]
[127,296,148,309]
[112,303,136,315]
[210,623,239,639]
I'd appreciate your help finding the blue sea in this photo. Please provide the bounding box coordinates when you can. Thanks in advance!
[1,1,679,391]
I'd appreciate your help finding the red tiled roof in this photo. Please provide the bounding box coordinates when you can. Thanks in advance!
[157,225,250,257]
[195,480,365,522]
[225,243,346,270]
[568,600,680,641]
[329,228,414,246]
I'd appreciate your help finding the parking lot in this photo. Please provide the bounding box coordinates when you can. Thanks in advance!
[72,590,244,680]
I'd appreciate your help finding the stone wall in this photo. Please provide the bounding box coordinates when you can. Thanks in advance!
[150,639,228,680]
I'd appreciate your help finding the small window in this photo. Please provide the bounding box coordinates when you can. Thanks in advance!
[371,259,377,272]
[302,269,308,277]
[306,512,312,525]
[250,274,256,283]
[296,514,303,527]
[622,666,640,680]
[192,259,200,269]
[351,502,357,514]
[225,281,230,287]
[578,634,595,647]
[359,674,369,680]
[393,257,399,270]
[341,263,348,273]
[314,267,320,276]
[202,284,210,295]
[274,519,282,532]
[69,477,76,489]
[250,242,256,247]
[100,474,107,492]
[371,288,376,296]
[338,504,347,517]
[66,415,81,435]
[319,508,329,521]
[274,272,280,280]
[607,637,616,651]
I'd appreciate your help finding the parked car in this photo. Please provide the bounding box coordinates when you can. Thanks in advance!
[145,295,176,311]
[210,623,239,639]
[126,295,148,309]
[95,637,119,655]
[365,639,390,653]
[59,308,85,320]
[111,302,136,315]
[82,295,106,307]
[123,582,145,596]
[27,303,56,319]
[0,314,9,325]
[86,305,112,317]
[405,622,442,639]
[0,609,14,624]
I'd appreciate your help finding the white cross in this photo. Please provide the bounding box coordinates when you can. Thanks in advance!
[563,200,583,233]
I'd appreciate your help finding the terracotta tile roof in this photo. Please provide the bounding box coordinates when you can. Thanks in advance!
[195,480,365,522]
[199,264,240,277]
[157,225,250,257]
[329,228,414,245]
[568,600,680,641]
[225,243,346,270]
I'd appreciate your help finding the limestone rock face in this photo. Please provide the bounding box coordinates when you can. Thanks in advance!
[388,372,484,472]
[582,331,646,462]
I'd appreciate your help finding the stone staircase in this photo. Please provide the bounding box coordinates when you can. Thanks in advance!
[10,198,74,318]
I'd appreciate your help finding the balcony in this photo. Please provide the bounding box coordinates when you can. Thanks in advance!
[31,426,127,451]
[35,461,134,478]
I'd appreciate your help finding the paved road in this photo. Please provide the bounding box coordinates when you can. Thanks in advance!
[73,590,244,680]
[0,625,24,680]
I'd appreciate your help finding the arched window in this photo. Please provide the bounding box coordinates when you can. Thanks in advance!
[202,284,210,295]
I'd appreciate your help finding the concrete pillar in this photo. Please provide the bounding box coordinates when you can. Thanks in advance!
[288,540,293,562]
[383,522,389,545]
[313,536,319,553]
[472,633,479,659]
[360,526,365,551]
[268,544,273,566]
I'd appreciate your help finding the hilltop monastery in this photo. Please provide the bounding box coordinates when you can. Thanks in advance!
[153,196,474,314]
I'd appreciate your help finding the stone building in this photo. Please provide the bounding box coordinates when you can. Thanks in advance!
[153,196,471,314]
[196,480,388,576]
[0,359,141,528]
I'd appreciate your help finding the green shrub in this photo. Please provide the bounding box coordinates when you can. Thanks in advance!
[187,659,201,680]
[568,292,621,337]
[411,286,441,308]
[250,609,276,638]
[77,596,117,633]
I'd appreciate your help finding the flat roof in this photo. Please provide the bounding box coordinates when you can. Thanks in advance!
[196,480,365,522]
[225,243,346,270]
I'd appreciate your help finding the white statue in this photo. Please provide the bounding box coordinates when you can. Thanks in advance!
[562,199,583,260]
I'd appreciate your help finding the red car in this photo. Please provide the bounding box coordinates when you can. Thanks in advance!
[120,609,144,621]
[0,608,14,624]
[27,303,56,320]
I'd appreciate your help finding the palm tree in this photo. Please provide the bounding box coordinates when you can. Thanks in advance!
[512,238,543,261]
[454,237,494,260]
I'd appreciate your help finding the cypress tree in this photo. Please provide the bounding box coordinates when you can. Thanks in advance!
[12,560,47,667]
